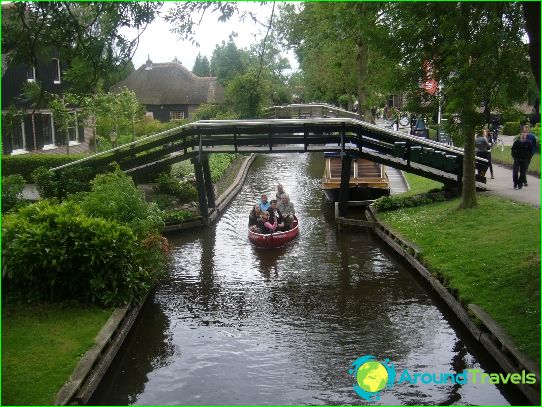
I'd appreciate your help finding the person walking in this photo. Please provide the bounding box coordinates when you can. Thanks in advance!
[483,128,494,179]
[523,124,538,187]
[475,130,491,177]
[511,129,532,189]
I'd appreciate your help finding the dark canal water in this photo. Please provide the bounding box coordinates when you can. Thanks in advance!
[91,153,521,405]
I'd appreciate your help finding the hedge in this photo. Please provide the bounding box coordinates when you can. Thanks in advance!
[2,154,89,182]
[502,122,521,137]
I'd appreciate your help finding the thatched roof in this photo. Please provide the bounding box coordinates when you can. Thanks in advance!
[111,60,224,105]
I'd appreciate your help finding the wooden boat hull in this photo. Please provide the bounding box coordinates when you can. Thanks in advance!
[322,156,390,202]
[248,217,299,248]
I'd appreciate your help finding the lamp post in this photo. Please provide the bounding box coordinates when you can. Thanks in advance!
[110,129,117,148]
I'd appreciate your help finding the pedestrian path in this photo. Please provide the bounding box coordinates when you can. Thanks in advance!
[482,164,539,207]
[373,119,540,208]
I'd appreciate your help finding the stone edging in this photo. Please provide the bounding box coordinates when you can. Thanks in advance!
[54,295,147,405]
[364,205,540,405]
[55,155,257,405]
[162,154,256,232]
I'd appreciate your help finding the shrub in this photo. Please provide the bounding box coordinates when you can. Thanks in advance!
[374,190,448,212]
[502,121,521,136]
[163,210,194,224]
[153,193,177,210]
[2,174,25,213]
[155,172,198,203]
[209,153,237,182]
[80,168,163,238]
[2,154,89,182]
[32,166,94,200]
[2,200,160,306]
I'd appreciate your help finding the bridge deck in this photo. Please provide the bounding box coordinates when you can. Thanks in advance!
[52,105,487,188]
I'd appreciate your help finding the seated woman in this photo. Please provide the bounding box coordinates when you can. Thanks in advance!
[261,211,278,234]
[248,204,263,233]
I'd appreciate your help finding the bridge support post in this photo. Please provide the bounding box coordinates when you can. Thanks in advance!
[338,154,352,218]
[201,155,216,210]
[192,157,210,225]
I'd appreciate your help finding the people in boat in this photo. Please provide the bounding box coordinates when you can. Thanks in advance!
[277,194,295,229]
[275,184,285,201]
[259,194,270,212]
[267,200,285,230]
[261,211,278,234]
[248,204,264,232]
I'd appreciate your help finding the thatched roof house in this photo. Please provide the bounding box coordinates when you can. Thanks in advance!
[111,58,225,122]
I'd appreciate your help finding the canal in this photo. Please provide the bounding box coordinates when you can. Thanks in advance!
[91,153,521,405]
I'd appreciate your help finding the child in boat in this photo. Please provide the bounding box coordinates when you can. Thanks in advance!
[261,211,278,234]
[248,204,264,232]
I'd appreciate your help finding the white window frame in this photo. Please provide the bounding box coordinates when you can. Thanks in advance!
[27,66,36,82]
[68,111,80,146]
[52,58,61,84]
[170,111,185,120]
[42,112,57,150]
[10,118,28,155]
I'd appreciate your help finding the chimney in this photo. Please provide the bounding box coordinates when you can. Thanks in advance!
[145,55,152,70]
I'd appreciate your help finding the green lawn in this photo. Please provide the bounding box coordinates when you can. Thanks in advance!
[378,196,540,361]
[492,147,540,177]
[402,172,444,196]
[2,304,112,406]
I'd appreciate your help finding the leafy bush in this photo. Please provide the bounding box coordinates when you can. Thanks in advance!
[163,210,194,224]
[153,193,177,210]
[2,154,88,182]
[209,153,237,182]
[502,121,521,136]
[2,200,161,306]
[32,166,94,200]
[80,168,163,238]
[155,172,198,203]
[2,175,25,213]
[171,160,194,179]
[374,190,448,212]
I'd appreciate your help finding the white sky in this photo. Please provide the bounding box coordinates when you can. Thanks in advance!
[130,2,298,73]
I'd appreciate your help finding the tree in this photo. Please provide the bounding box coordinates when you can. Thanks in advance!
[277,2,394,120]
[210,34,250,85]
[192,53,211,77]
[2,1,162,93]
[387,2,531,209]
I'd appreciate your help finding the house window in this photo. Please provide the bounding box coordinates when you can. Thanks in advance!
[42,113,57,149]
[27,66,36,82]
[68,112,80,145]
[52,58,61,84]
[9,119,27,154]
[170,111,184,120]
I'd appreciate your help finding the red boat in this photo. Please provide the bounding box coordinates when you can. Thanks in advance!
[248,216,299,248]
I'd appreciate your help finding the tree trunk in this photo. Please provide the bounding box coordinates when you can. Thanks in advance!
[523,2,540,90]
[459,122,477,209]
[356,42,373,123]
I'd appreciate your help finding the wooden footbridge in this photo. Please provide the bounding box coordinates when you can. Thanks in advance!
[53,103,487,220]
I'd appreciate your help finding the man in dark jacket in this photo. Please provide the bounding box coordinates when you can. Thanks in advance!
[511,130,532,189]
[267,200,285,230]
[524,125,538,187]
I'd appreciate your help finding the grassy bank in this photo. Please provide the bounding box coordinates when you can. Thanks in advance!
[492,147,540,177]
[2,304,112,405]
[378,196,540,361]
[402,172,443,195]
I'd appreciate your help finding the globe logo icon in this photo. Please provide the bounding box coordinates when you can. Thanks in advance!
[349,355,396,401]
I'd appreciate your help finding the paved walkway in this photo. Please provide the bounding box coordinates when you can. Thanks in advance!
[374,119,540,208]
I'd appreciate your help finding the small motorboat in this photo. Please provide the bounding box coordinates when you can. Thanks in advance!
[248,216,299,248]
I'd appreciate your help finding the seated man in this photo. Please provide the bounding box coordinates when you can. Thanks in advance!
[267,199,285,230]
[277,194,295,229]
[259,194,270,212]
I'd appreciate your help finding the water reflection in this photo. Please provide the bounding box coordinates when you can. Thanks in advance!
[91,153,521,405]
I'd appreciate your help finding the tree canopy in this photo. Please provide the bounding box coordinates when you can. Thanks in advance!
[2,1,162,93]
